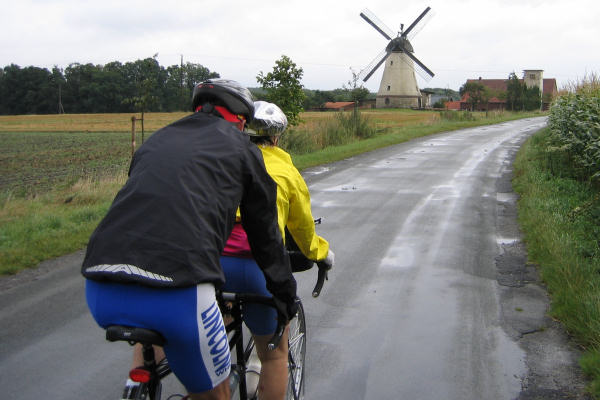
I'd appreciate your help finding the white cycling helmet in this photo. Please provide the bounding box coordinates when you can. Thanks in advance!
[248,101,288,136]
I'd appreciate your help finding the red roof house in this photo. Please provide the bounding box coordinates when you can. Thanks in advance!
[448,72,558,111]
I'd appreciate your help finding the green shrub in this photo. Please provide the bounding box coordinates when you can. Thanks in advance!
[280,107,375,154]
[335,107,375,139]
[548,77,600,183]
[279,128,319,155]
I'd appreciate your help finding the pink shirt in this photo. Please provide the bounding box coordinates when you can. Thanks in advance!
[222,223,253,258]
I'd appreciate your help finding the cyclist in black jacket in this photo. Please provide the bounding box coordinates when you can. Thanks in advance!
[82,79,297,400]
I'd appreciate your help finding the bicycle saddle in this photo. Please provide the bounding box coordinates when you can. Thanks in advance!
[106,325,166,346]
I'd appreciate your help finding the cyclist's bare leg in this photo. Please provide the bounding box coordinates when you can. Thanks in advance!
[185,378,230,400]
[253,326,289,400]
[131,344,166,368]
[130,344,229,400]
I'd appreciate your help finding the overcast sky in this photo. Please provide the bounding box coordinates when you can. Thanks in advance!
[2,0,598,92]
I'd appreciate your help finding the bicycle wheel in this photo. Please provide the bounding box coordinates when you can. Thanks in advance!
[121,380,163,400]
[121,382,148,400]
[286,300,306,400]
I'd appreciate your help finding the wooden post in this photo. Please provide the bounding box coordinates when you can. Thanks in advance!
[131,116,136,158]
[141,111,145,143]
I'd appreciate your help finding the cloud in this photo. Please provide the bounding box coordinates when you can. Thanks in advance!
[1,0,599,90]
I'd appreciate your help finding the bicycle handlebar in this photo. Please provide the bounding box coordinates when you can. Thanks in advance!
[312,263,329,298]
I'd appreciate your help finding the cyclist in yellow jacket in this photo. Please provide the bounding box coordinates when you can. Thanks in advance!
[221,101,334,400]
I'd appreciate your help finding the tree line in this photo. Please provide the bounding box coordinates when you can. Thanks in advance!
[0,56,374,116]
[1,54,464,116]
[0,56,219,115]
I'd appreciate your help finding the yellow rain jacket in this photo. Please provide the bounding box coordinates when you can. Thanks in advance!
[258,145,329,261]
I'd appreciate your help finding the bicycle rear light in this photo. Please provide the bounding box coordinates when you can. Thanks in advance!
[129,368,151,383]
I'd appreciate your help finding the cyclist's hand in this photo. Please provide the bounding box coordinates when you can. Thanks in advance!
[317,249,335,271]
[273,295,299,322]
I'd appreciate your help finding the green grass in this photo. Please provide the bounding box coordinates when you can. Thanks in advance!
[0,174,125,274]
[513,127,600,397]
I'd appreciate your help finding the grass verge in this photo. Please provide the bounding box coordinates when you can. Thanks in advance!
[291,111,544,170]
[0,173,126,274]
[513,127,600,397]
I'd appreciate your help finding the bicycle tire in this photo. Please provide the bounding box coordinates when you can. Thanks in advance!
[286,300,306,400]
[121,380,163,400]
[121,382,147,400]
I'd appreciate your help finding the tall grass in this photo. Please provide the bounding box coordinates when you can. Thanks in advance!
[279,107,375,154]
[439,110,476,121]
[0,172,126,274]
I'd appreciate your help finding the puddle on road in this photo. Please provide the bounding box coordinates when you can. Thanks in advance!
[380,245,416,269]
[304,166,330,176]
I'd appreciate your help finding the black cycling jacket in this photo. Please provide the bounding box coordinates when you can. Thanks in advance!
[81,112,296,306]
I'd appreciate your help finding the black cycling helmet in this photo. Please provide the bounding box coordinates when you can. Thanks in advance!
[192,79,255,122]
[248,101,288,136]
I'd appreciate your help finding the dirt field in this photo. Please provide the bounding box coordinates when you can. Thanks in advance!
[0,110,438,196]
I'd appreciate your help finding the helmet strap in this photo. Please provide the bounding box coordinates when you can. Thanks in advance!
[196,103,246,131]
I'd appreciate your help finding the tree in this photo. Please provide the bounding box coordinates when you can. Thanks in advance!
[460,81,490,111]
[343,68,370,104]
[303,89,334,109]
[256,55,306,126]
[523,85,541,111]
[506,72,524,111]
[0,64,56,114]
[125,56,163,113]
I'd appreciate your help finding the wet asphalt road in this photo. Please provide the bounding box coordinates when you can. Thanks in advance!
[0,117,589,399]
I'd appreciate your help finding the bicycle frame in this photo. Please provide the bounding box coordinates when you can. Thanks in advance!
[109,291,285,400]
[109,262,326,400]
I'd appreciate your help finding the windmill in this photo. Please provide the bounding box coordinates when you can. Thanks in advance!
[359,7,434,108]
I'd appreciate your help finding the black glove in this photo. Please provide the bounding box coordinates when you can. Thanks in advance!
[316,249,335,271]
[273,295,299,323]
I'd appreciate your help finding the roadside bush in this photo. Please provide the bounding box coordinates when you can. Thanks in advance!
[280,107,375,154]
[279,128,319,155]
[548,75,600,183]
[335,107,375,139]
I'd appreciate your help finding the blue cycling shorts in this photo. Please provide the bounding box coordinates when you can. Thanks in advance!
[85,280,230,393]
[220,256,278,336]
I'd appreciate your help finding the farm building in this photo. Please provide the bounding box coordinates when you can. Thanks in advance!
[449,69,558,111]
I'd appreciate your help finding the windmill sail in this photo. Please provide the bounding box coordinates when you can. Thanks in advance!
[359,48,390,82]
[360,9,395,40]
[403,7,431,37]
[405,9,434,40]
[404,50,434,80]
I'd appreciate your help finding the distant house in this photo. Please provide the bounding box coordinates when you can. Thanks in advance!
[448,69,558,111]
[420,89,434,109]
[444,100,461,110]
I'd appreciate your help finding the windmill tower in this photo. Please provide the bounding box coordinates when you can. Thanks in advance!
[359,7,434,108]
